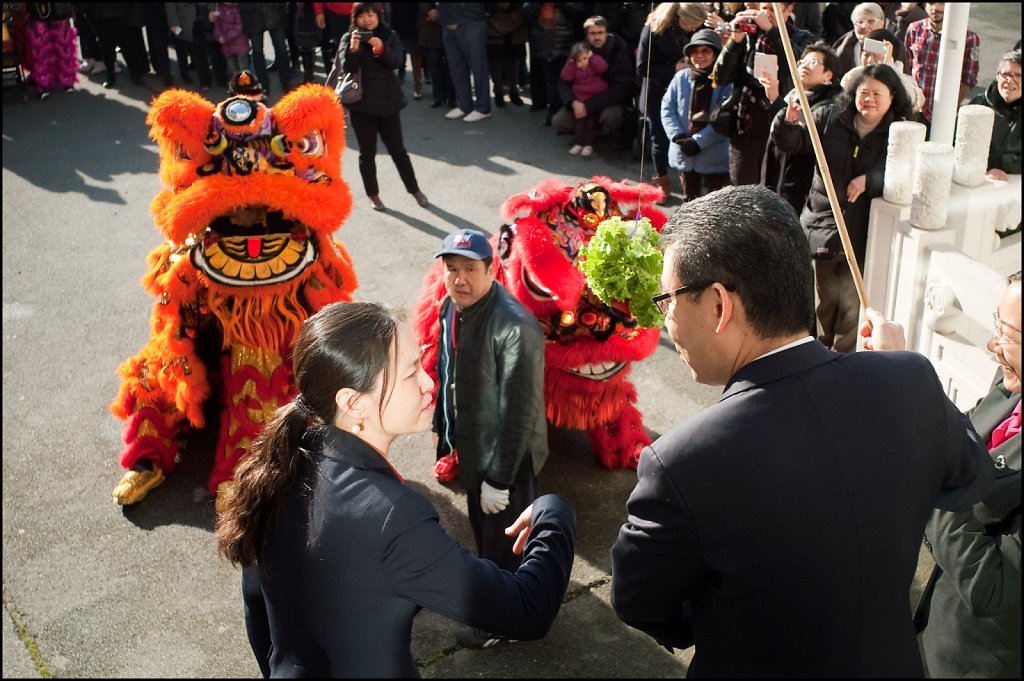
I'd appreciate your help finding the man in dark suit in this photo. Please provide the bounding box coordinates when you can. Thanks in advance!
[610,184,995,677]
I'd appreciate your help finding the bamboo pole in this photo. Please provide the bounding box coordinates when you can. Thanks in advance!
[771,3,869,311]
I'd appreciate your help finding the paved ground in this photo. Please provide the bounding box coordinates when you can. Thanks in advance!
[3,5,1019,677]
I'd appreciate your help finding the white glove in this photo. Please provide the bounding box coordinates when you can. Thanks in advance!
[480,481,510,514]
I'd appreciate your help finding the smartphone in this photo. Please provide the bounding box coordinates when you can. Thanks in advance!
[753,52,778,81]
[355,30,375,41]
[863,37,887,56]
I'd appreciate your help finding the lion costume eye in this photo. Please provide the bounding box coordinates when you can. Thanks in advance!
[297,131,324,157]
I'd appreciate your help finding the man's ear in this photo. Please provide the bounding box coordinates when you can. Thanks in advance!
[712,282,735,334]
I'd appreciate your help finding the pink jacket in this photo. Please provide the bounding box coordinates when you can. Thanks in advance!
[213,3,249,58]
[559,53,608,103]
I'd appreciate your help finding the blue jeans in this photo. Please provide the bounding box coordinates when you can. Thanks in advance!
[442,21,489,114]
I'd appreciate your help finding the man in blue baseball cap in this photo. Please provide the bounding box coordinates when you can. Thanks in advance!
[431,228,551,649]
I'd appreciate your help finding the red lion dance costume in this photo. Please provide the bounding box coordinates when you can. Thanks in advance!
[413,177,666,471]
[111,73,357,509]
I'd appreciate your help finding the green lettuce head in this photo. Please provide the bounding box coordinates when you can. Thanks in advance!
[577,215,663,328]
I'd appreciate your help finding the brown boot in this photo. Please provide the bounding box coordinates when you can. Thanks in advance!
[652,174,671,205]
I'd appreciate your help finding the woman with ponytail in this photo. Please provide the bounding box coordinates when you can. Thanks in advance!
[216,301,576,678]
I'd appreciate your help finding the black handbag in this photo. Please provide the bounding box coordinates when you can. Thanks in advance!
[334,70,363,105]
[709,87,741,136]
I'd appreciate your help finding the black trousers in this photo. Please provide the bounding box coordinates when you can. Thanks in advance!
[728,134,770,186]
[347,109,420,197]
[466,473,539,572]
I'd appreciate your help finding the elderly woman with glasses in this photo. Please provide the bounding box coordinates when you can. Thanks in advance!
[839,28,923,115]
[861,270,1022,678]
[969,48,1022,182]
[830,2,888,82]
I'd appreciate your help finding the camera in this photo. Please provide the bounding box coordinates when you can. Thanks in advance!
[737,19,758,34]
[354,30,375,41]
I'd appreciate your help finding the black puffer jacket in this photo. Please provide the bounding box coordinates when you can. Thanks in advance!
[434,283,548,491]
[329,23,406,118]
[772,102,899,266]
[971,80,1022,174]
[763,81,844,215]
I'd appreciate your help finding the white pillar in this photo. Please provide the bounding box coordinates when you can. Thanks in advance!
[929,3,971,145]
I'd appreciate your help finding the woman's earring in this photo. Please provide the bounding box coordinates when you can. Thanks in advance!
[352,421,364,434]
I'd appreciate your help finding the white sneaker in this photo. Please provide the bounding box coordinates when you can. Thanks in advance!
[581,145,594,157]
[568,145,582,155]
[463,110,491,122]
[446,108,467,120]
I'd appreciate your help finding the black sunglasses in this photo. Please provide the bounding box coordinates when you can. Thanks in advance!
[651,282,712,314]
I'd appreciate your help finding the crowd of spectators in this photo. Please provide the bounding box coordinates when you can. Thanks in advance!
[7,4,1018,227]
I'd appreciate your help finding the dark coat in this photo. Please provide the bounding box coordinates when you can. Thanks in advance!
[635,22,691,116]
[715,20,814,142]
[971,80,1022,174]
[611,340,994,677]
[917,373,1021,678]
[328,22,406,117]
[416,2,442,50]
[762,81,844,215]
[522,2,584,63]
[239,2,288,33]
[772,101,899,266]
[243,427,576,678]
[486,2,526,46]
[293,2,322,51]
[434,282,548,491]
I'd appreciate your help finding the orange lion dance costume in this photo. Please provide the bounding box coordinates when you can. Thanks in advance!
[111,73,357,509]
[413,177,666,471]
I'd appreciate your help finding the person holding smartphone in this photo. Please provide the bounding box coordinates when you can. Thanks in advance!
[830,2,887,82]
[326,2,429,212]
[713,2,814,185]
[762,43,843,215]
[840,28,923,115]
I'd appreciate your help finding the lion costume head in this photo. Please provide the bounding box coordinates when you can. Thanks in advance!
[110,75,357,506]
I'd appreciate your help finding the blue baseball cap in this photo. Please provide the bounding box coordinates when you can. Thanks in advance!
[435,229,493,260]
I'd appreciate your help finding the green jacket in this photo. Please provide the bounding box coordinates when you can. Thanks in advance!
[917,372,1021,678]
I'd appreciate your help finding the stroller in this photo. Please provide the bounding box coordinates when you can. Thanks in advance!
[2,2,29,100]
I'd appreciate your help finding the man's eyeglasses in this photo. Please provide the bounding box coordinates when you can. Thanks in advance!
[992,312,1021,346]
[997,70,1022,82]
[652,282,712,315]
[798,58,822,68]
[853,18,881,27]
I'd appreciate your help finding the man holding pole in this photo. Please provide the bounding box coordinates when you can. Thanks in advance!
[611,184,995,677]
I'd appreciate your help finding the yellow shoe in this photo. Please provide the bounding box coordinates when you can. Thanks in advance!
[214,481,234,514]
[112,466,165,505]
